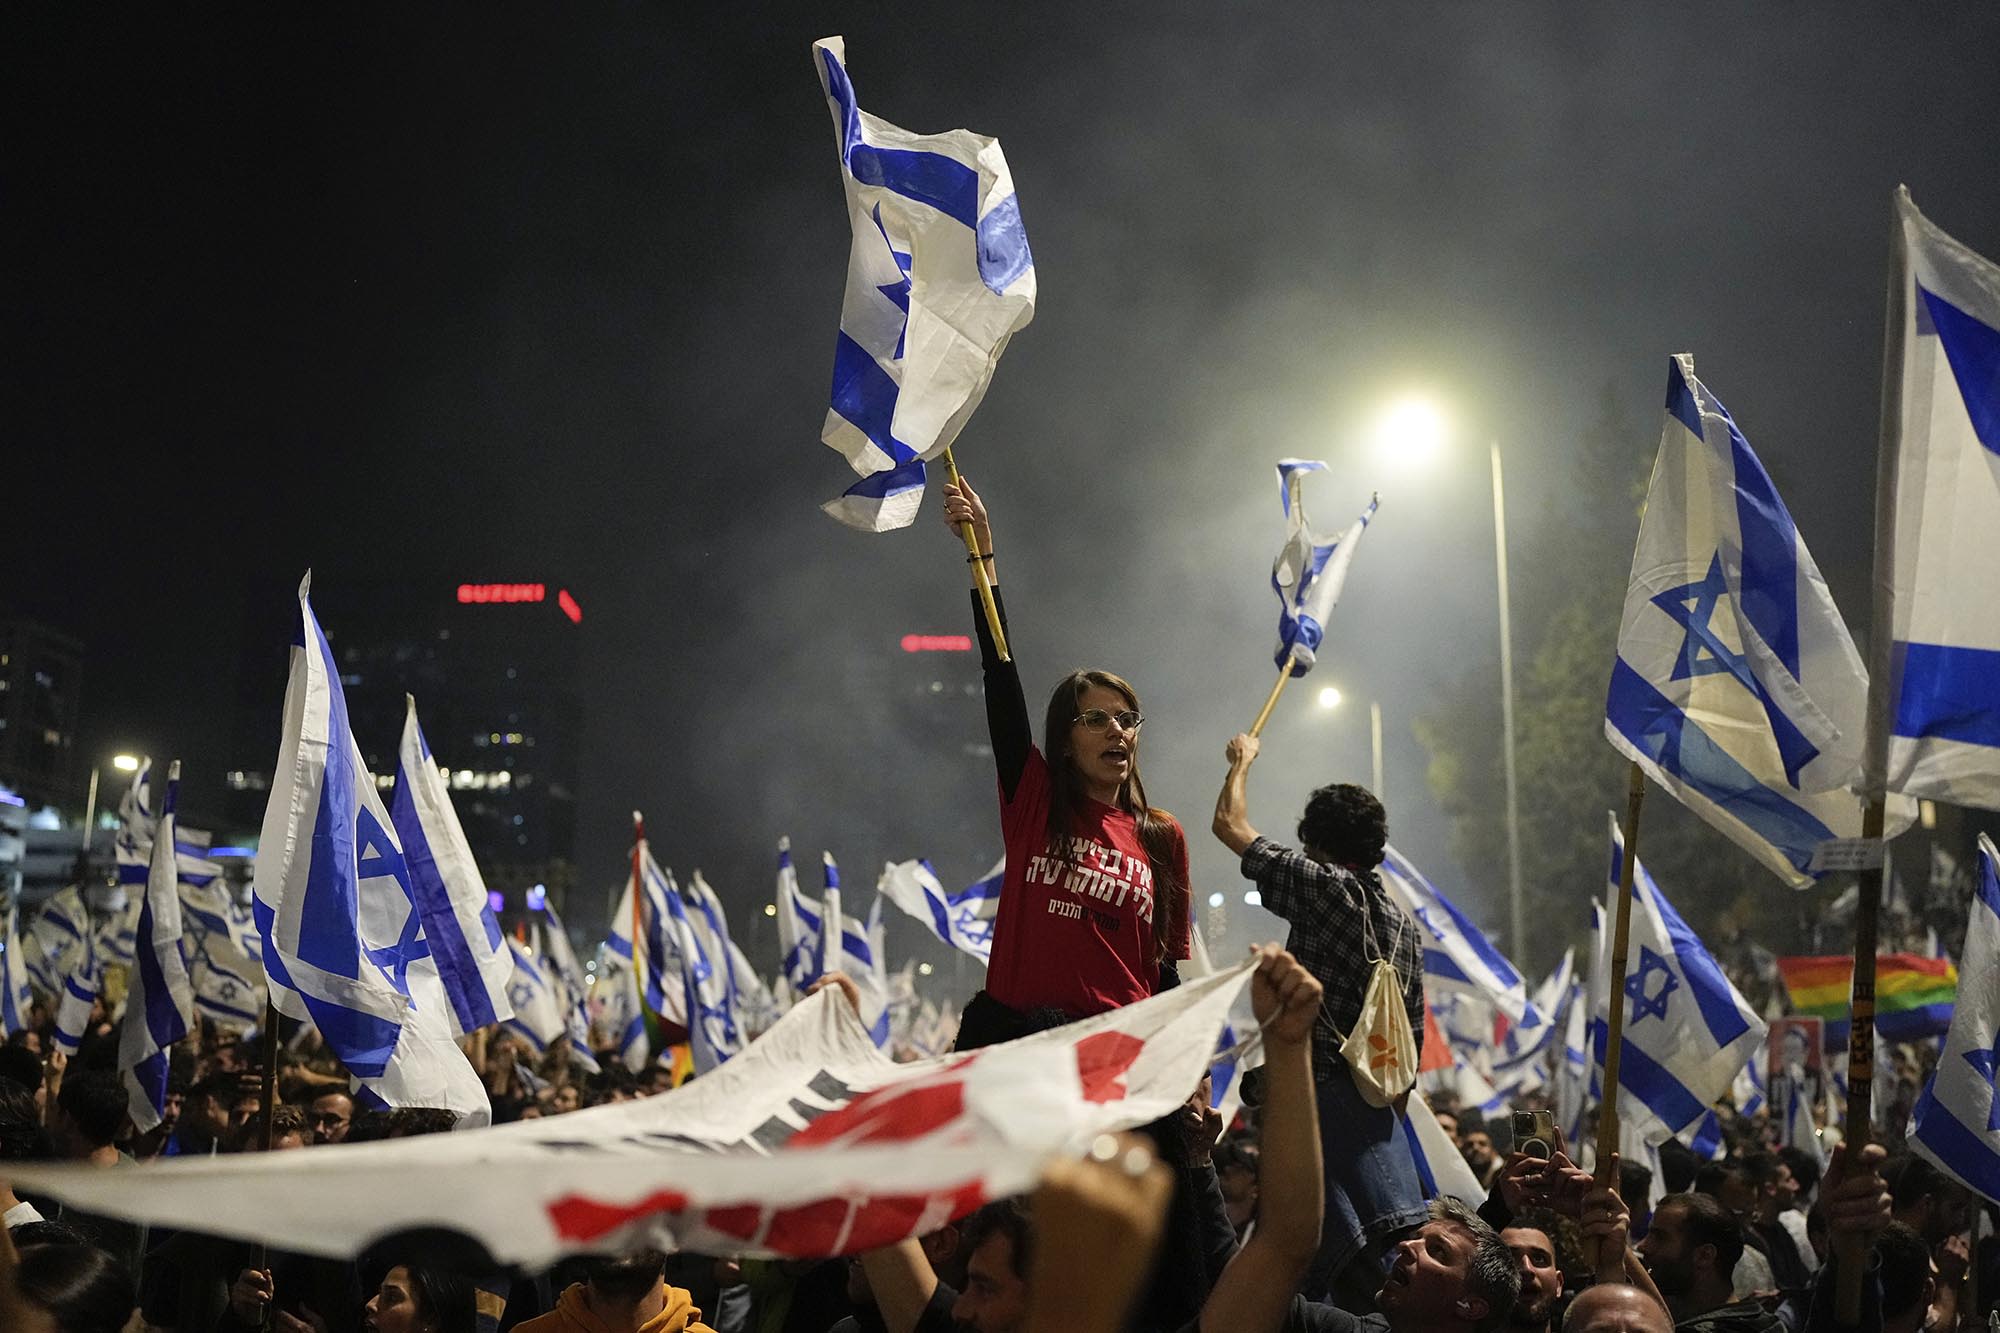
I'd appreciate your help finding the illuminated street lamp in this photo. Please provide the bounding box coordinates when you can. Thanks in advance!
[111,754,141,774]
[1317,686,1342,710]
[82,751,146,839]
[1371,394,1525,959]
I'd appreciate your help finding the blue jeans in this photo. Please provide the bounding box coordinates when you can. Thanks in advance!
[1302,1068,1430,1301]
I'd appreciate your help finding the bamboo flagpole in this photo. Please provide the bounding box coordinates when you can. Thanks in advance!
[1594,762,1648,1183]
[1837,187,1916,1324]
[1248,655,1299,738]
[941,447,1009,663]
[630,811,648,1009]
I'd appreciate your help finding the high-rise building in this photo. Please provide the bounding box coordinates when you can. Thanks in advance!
[0,618,83,811]
[226,578,585,906]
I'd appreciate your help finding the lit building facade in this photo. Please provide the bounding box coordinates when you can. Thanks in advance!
[0,618,83,811]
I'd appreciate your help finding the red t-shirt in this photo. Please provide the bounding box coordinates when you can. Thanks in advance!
[984,745,1193,1017]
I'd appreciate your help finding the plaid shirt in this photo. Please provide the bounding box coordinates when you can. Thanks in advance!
[1241,837,1424,1082]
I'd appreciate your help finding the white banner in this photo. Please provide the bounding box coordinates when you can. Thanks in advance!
[13,964,1254,1268]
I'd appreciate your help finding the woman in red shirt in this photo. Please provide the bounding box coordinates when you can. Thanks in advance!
[943,477,1192,1050]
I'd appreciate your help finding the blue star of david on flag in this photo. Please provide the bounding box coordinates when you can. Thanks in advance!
[1965,1035,2000,1133]
[1652,554,1757,688]
[354,810,429,991]
[1625,945,1681,1024]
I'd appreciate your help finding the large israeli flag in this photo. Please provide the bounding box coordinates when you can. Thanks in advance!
[1882,191,2000,810]
[1909,835,2000,1202]
[774,837,822,997]
[389,696,514,1036]
[1379,845,1543,1027]
[1594,814,1766,1142]
[120,761,196,1133]
[877,856,1002,963]
[1271,461,1377,676]
[811,36,1037,531]
[1607,354,1911,887]
[254,576,486,1124]
[0,907,34,1038]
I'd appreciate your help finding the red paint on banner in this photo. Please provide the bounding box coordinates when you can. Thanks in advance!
[1074,1031,1145,1104]
[787,1057,981,1149]
[545,1187,690,1242]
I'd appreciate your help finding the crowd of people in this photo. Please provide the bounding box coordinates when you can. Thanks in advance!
[0,480,1982,1333]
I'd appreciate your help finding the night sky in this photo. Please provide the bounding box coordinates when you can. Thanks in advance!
[10,6,2000,956]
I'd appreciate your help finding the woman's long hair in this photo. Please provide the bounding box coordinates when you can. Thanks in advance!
[1040,670,1188,969]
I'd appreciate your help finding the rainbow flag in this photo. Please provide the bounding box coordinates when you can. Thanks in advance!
[1776,953,1958,1048]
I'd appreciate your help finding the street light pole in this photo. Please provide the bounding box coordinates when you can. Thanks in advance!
[1369,700,1385,798]
[1491,440,1526,961]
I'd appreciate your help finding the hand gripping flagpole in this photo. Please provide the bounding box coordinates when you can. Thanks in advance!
[1249,653,1299,738]
[1591,760,1647,1274]
[942,447,1010,663]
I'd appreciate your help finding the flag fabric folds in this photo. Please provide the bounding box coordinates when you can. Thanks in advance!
[811,35,1037,531]
[775,838,822,998]
[876,857,1001,963]
[1606,354,1898,888]
[389,696,515,1037]
[504,939,572,1058]
[1271,461,1377,676]
[1909,835,2000,1200]
[1594,815,1766,1142]
[190,935,266,1037]
[1882,190,2000,810]
[120,762,197,1134]
[1776,953,1958,1049]
[52,935,100,1057]
[0,907,34,1038]
[253,576,487,1124]
[1379,845,1544,1028]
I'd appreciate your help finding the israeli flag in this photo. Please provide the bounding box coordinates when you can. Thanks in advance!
[1489,950,1574,1099]
[811,36,1037,531]
[1380,844,1544,1027]
[1556,973,1591,1144]
[0,907,33,1038]
[52,934,100,1056]
[503,938,569,1056]
[180,878,263,965]
[253,576,486,1125]
[594,947,650,1074]
[1607,354,1909,887]
[1733,1038,1769,1118]
[650,858,742,1071]
[1909,835,2000,1202]
[1271,461,1377,676]
[820,855,890,1046]
[534,907,602,1071]
[775,837,823,996]
[120,760,196,1133]
[1881,191,2000,809]
[389,696,514,1036]
[113,758,160,885]
[876,856,1002,963]
[1184,926,1263,1125]
[685,871,748,1060]
[1400,1095,1487,1207]
[190,935,265,1037]
[1594,813,1766,1142]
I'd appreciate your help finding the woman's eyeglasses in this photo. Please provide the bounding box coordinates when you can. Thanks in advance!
[1073,708,1144,733]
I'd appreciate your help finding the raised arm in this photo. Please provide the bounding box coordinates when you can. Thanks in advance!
[1199,945,1325,1333]
[1212,733,1263,855]
[944,476,1031,801]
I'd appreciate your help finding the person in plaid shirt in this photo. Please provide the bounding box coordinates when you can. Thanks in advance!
[1213,730,1429,1311]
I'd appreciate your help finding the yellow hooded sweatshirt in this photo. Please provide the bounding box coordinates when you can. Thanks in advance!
[514,1279,717,1333]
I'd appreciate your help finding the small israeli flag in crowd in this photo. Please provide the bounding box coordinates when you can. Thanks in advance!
[1379,845,1543,1027]
[1607,354,1906,887]
[390,696,514,1036]
[120,761,196,1133]
[503,939,569,1057]
[775,837,823,997]
[52,935,100,1056]
[876,856,1002,963]
[1910,835,2000,1202]
[1271,461,1376,676]
[0,906,33,1038]
[1883,190,2000,811]
[1400,1095,1487,1206]
[1556,973,1591,1144]
[608,836,685,1027]
[190,935,265,1037]
[180,879,263,965]
[685,871,747,1062]
[254,576,487,1124]
[1593,814,1766,1142]
[651,859,741,1071]
[811,36,1037,531]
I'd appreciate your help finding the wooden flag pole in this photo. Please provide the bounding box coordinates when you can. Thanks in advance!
[1836,796,1889,1321]
[630,811,648,1007]
[1594,762,1648,1184]
[1249,656,1298,737]
[941,447,1010,663]
[253,997,281,1286]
